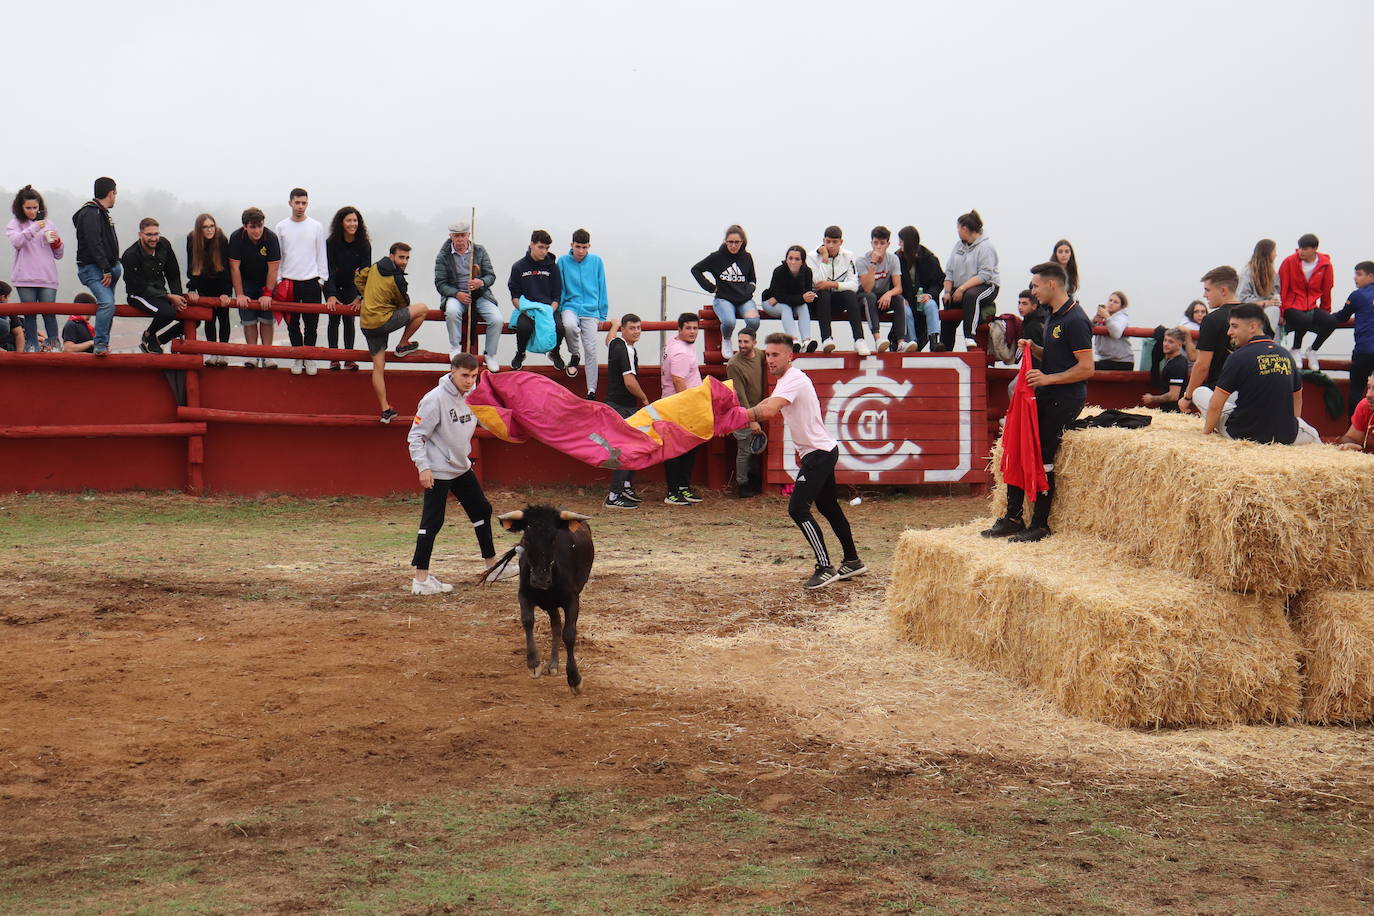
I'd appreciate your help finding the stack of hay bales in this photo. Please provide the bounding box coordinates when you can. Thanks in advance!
[887,407,1374,727]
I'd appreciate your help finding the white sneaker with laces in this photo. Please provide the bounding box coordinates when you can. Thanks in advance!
[1306,350,1321,372]
[304,359,317,376]
[951,336,968,353]
[902,340,919,353]
[290,359,304,375]
[411,575,453,595]
[855,338,871,357]
[822,337,837,353]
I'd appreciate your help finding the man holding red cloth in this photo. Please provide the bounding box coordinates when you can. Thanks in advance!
[982,262,1094,543]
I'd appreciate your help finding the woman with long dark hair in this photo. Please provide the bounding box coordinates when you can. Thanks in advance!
[941,209,999,352]
[6,185,64,351]
[1051,239,1079,300]
[1238,238,1281,335]
[760,245,816,352]
[186,213,232,365]
[896,225,946,352]
[325,206,371,370]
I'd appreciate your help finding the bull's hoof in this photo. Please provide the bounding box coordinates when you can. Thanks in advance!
[568,682,582,696]
[528,667,541,679]
[541,662,560,676]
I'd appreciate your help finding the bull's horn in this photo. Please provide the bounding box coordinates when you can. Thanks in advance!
[497,509,525,521]
[559,510,592,522]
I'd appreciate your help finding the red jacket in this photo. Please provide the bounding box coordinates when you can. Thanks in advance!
[1278,251,1334,312]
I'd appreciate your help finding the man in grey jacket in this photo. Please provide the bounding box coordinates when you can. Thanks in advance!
[407,352,498,594]
[435,221,503,370]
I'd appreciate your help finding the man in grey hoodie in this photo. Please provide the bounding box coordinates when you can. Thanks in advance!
[407,352,498,594]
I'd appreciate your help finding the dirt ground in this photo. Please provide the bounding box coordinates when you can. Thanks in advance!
[2,487,1372,915]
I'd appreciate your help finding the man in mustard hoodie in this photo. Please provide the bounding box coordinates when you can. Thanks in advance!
[357,242,429,423]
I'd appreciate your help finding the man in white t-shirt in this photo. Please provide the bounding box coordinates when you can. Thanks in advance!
[744,332,866,589]
[275,188,330,375]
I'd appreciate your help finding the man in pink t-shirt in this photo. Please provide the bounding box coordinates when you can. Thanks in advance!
[745,332,866,589]
[661,312,704,505]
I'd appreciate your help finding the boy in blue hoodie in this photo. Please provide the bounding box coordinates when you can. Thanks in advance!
[1332,261,1374,418]
[557,229,610,399]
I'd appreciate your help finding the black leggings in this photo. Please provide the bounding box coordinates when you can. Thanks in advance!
[1283,307,1338,350]
[410,470,495,568]
[327,313,356,350]
[788,446,857,568]
[941,283,998,349]
[286,279,322,348]
[204,307,231,343]
[1350,353,1374,418]
[664,443,698,492]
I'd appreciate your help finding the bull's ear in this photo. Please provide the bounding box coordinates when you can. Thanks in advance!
[498,509,525,531]
[565,519,584,533]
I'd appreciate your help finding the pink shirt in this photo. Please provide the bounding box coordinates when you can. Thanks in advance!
[661,336,701,399]
[6,217,64,289]
[772,366,836,457]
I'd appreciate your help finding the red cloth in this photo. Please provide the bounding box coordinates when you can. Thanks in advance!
[1001,346,1048,499]
[1278,251,1334,312]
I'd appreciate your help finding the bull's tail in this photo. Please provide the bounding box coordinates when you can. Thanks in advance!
[478,545,521,585]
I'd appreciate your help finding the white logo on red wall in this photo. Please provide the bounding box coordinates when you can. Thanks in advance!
[824,361,922,481]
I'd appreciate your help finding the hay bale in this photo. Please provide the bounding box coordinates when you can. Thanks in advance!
[1291,590,1374,724]
[988,407,1374,595]
[886,522,1301,727]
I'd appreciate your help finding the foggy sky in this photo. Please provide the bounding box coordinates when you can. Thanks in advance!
[5,0,1371,353]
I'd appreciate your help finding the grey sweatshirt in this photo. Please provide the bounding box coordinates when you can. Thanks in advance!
[407,375,480,479]
[945,236,1000,288]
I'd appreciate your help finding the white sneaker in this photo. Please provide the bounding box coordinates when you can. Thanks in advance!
[951,336,968,353]
[876,337,891,353]
[721,340,734,360]
[290,359,303,375]
[486,355,501,372]
[411,575,453,595]
[821,337,836,353]
[855,338,871,357]
[304,359,318,376]
[902,340,919,353]
[244,358,257,368]
[260,357,278,369]
[1306,350,1320,372]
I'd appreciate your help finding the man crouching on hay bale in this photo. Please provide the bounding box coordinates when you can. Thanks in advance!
[1194,303,1321,445]
[982,261,1093,543]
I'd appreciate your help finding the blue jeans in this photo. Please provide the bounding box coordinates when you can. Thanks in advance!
[78,262,122,349]
[444,295,503,358]
[760,300,811,342]
[713,298,759,350]
[17,287,58,351]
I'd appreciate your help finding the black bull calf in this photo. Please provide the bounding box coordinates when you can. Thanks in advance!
[494,505,594,695]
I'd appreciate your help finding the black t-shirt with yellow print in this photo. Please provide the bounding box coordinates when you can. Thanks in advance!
[1215,336,1302,444]
[227,227,282,296]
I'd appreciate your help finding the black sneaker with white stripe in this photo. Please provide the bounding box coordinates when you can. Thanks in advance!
[803,565,841,590]
[603,492,638,510]
[836,559,868,580]
[681,487,703,503]
[622,485,642,503]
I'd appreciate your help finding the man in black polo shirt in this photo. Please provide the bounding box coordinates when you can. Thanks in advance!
[603,313,651,509]
[1140,327,1189,411]
[1180,266,1238,415]
[982,261,1093,543]
[1195,304,1320,445]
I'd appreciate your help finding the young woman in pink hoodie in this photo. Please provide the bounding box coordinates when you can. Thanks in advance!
[6,186,65,351]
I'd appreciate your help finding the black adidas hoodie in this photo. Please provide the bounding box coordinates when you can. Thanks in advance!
[691,245,757,305]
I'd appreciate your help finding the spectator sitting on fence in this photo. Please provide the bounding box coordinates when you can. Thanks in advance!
[761,245,817,353]
[507,229,566,373]
[942,209,999,353]
[810,226,865,355]
[1330,260,1374,419]
[895,225,946,352]
[855,226,905,354]
[1140,328,1189,411]
[121,218,189,355]
[1278,233,1337,372]
[1092,291,1133,370]
[61,294,98,353]
[0,281,18,351]
[1336,375,1374,453]
[1195,303,1320,445]
[357,242,429,424]
[691,224,759,360]
[557,228,610,397]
